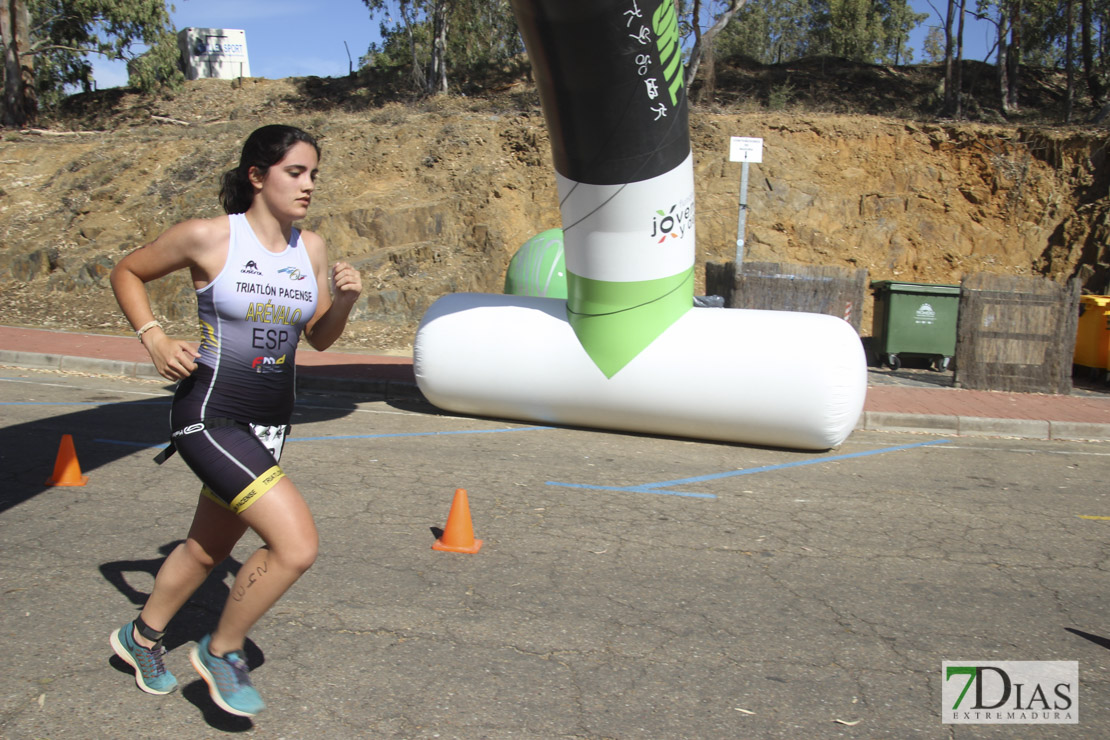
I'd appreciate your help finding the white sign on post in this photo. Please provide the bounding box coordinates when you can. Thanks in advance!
[729,136,764,163]
[729,137,763,265]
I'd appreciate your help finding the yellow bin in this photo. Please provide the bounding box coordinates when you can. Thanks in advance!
[1074,295,1110,370]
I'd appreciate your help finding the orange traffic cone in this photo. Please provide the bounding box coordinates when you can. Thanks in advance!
[46,434,89,486]
[432,488,482,553]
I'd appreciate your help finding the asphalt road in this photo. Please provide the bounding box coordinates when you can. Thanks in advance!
[1,366,1108,739]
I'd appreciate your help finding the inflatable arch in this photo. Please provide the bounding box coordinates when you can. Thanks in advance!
[413,0,867,450]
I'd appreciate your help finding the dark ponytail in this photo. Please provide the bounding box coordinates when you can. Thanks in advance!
[219,124,321,214]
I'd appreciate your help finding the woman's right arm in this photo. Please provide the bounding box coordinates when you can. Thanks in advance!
[110,219,217,380]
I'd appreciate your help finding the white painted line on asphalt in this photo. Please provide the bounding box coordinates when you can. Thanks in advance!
[93,425,555,450]
[937,445,1110,457]
[295,402,420,417]
[290,427,555,442]
[0,376,171,397]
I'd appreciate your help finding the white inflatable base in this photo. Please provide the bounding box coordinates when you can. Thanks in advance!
[413,294,867,450]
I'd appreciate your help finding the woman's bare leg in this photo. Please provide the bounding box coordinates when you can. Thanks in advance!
[206,477,318,657]
[133,493,248,647]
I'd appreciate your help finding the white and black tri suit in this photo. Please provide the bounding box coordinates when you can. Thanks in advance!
[167,213,317,514]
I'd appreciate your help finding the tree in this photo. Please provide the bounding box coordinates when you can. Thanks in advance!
[446,0,520,79]
[955,0,966,111]
[815,0,886,61]
[1065,0,1074,122]
[1,0,180,127]
[942,0,959,115]
[363,0,521,95]
[1,0,34,125]
[968,0,1071,115]
[1080,0,1105,106]
[923,26,944,61]
[716,0,925,66]
[682,0,748,95]
[971,0,1110,118]
[429,0,448,94]
[880,0,928,64]
[716,0,818,64]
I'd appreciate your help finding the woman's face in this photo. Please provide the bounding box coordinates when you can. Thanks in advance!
[250,141,319,220]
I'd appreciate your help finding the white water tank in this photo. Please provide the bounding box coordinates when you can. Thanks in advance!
[178,28,250,80]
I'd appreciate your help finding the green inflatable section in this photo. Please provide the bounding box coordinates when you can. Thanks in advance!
[567,268,694,379]
[503,229,567,299]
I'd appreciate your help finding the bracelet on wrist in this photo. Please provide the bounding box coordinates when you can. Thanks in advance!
[136,320,162,342]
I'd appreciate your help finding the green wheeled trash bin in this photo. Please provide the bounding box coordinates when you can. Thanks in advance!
[870,281,961,371]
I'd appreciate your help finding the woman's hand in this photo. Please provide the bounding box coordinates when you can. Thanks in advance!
[143,330,201,380]
[331,261,362,306]
[303,238,363,351]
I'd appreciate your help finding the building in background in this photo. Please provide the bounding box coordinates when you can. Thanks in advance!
[177,28,250,80]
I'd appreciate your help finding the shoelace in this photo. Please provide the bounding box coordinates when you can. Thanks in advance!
[210,650,254,693]
[136,642,168,677]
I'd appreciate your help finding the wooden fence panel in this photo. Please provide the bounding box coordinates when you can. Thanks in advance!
[704,261,736,308]
[704,261,868,334]
[955,273,1080,394]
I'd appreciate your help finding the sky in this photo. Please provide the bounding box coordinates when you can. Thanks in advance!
[91,0,999,90]
[907,0,996,64]
[94,0,385,88]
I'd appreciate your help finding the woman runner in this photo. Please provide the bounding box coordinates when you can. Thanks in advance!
[108,124,362,717]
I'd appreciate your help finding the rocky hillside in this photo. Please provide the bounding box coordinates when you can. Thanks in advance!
[1,59,1108,353]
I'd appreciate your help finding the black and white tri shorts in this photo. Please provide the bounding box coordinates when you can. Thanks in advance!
[167,368,291,515]
[168,419,289,514]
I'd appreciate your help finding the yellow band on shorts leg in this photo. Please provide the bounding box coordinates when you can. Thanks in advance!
[207,465,286,515]
[200,484,229,510]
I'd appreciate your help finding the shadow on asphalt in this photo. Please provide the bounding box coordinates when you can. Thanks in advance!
[1067,628,1110,651]
[4,380,372,728]
[100,540,263,731]
[0,389,368,514]
[99,541,256,654]
[181,679,255,731]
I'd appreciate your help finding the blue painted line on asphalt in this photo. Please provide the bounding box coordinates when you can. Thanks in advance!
[546,439,951,499]
[640,439,952,488]
[291,427,554,442]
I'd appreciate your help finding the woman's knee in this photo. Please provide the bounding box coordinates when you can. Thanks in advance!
[182,536,234,571]
[271,535,318,574]
[248,480,318,572]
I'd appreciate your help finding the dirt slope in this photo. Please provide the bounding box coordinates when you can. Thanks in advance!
[1,61,1107,352]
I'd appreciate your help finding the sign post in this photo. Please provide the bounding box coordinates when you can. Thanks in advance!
[728,137,763,265]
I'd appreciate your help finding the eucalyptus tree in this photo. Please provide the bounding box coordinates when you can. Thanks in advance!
[1,0,179,126]
[715,0,818,64]
[362,0,522,95]
[977,0,1068,112]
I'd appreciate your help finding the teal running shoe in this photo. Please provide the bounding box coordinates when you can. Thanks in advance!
[109,623,178,695]
[190,634,265,717]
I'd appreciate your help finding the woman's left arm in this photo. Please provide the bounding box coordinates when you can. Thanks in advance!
[303,230,363,351]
